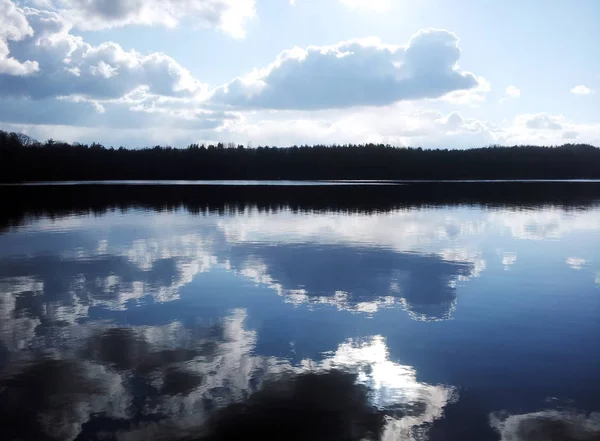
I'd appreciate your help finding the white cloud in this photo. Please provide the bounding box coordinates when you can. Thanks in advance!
[319,336,454,439]
[502,252,517,269]
[497,113,600,146]
[440,75,490,106]
[339,0,392,12]
[211,29,482,110]
[488,208,600,241]
[223,108,600,149]
[0,3,236,131]
[0,0,39,75]
[216,106,500,148]
[4,104,600,149]
[0,7,206,100]
[523,113,562,130]
[501,85,520,102]
[37,0,256,38]
[570,85,593,95]
[566,257,587,270]
[490,410,600,441]
[505,85,520,98]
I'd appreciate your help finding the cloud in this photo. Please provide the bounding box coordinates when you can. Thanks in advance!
[215,107,600,151]
[214,209,487,319]
[34,0,256,38]
[502,85,520,101]
[339,0,392,12]
[217,106,500,148]
[490,410,600,441]
[0,0,39,75]
[0,6,206,100]
[0,1,597,151]
[227,243,474,320]
[502,252,517,269]
[570,84,593,95]
[211,29,482,110]
[0,208,459,441]
[562,130,579,140]
[441,75,490,106]
[0,3,233,131]
[0,93,235,129]
[5,105,600,149]
[566,257,587,270]
[503,113,600,146]
[524,113,563,130]
[487,207,600,240]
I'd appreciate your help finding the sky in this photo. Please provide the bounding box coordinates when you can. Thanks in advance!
[0,0,599,149]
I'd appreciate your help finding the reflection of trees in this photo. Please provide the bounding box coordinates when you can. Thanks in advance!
[0,311,262,441]
[199,370,386,441]
[3,182,600,235]
[227,244,474,321]
[0,357,129,441]
[0,311,454,441]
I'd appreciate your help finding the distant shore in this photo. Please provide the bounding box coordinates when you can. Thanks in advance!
[2,130,600,182]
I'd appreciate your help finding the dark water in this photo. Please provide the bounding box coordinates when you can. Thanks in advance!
[0,183,599,441]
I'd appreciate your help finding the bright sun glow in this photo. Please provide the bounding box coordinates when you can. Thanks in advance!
[314,336,455,440]
[339,0,392,13]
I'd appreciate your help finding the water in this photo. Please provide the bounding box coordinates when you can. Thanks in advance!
[4,179,600,187]
[0,183,599,441]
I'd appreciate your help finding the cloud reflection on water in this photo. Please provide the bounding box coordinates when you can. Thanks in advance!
[0,308,453,441]
[490,410,600,441]
[1,202,599,440]
[0,208,489,322]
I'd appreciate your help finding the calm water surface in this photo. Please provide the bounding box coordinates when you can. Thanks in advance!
[0,184,599,441]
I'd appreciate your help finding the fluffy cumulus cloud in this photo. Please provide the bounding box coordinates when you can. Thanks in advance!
[503,85,520,100]
[570,84,593,95]
[0,0,39,75]
[26,0,256,38]
[211,29,482,110]
[0,1,598,149]
[0,1,237,132]
[0,7,204,99]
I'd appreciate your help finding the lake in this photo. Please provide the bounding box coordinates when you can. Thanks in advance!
[0,182,599,441]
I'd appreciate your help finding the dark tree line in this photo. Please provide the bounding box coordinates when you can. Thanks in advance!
[3,182,600,234]
[1,130,600,181]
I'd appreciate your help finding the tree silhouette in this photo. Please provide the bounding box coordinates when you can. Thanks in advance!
[1,130,600,182]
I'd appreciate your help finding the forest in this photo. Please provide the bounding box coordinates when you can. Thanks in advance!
[1,130,600,181]
[4,181,600,236]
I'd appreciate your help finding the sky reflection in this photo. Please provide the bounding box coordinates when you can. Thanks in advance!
[0,202,599,440]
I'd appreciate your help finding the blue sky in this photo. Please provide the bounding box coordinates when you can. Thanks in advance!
[1,0,598,148]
